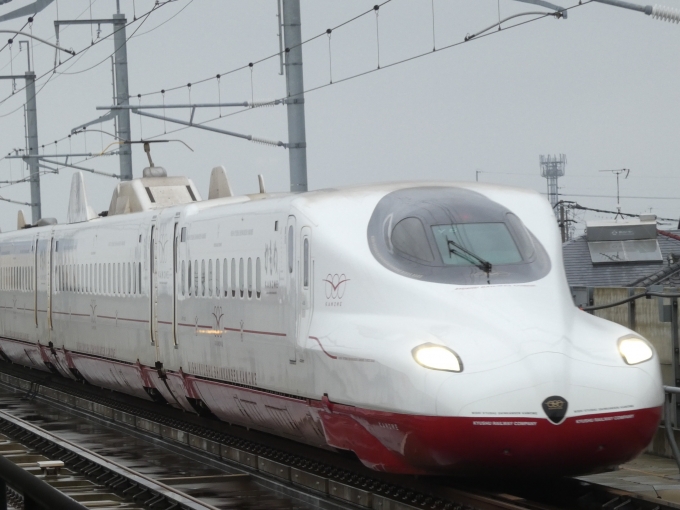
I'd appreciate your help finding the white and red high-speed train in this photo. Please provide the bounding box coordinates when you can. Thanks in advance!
[0,166,662,476]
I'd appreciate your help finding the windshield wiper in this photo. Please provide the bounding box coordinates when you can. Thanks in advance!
[446,237,493,278]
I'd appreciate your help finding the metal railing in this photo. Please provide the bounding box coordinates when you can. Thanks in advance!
[0,452,87,510]
[664,386,680,471]
[581,290,680,312]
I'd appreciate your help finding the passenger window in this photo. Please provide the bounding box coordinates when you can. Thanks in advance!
[256,258,261,299]
[239,258,244,298]
[288,226,294,273]
[215,259,220,297]
[182,260,186,296]
[188,260,192,296]
[247,257,253,299]
[231,259,236,298]
[223,259,228,297]
[194,260,199,297]
[201,259,206,297]
[208,259,213,297]
[303,238,309,288]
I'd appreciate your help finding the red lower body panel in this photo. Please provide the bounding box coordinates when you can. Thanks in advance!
[0,337,661,476]
[316,401,662,476]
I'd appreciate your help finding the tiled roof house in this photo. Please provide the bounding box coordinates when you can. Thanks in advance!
[563,216,680,288]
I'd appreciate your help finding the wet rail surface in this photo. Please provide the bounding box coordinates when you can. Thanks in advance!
[0,362,676,510]
[0,387,317,509]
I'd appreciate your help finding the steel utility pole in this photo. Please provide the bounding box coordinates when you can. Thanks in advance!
[282,0,308,192]
[0,35,72,223]
[60,5,133,180]
[25,70,40,221]
[113,12,132,181]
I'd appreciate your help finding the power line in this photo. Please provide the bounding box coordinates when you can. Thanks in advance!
[135,1,591,144]
[6,0,392,164]
[0,0,178,163]
[132,0,396,99]
[564,201,678,222]
[129,0,194,39]
[559,193,680,200]
[0,1,175,114]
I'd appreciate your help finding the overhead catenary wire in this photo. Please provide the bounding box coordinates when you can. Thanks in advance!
[7,0,393,166]
[556,200,677,222]
[134,0,591,146]
[132,0,396,99]
[0,1,175,114]
[0,0,177,162]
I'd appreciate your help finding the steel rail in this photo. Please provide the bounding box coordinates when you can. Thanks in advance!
[0,407,221,510]
[0,368,548,510]
[0,364,678,510]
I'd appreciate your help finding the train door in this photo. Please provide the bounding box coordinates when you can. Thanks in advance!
[150,219,159,353]
[286,216,298,363]
[35,236,51,332]
[172,222,179,347]
[47,235,53,332]
[33,237,38,328]
[298,227,313,360]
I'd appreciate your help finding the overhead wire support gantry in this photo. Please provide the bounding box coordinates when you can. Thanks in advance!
[95,102,288,148]
[0,31,74,223]
[55,5,134,181]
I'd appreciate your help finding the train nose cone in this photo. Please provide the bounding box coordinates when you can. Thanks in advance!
[541,396,568,424]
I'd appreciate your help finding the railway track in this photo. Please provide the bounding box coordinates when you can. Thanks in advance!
[0,361,675,510]
[0,389,332,509]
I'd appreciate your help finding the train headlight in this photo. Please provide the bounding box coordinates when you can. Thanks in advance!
[618,335,653,365]
[412,344,463,373]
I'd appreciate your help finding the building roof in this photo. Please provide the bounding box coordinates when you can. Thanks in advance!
[563,230,680,288]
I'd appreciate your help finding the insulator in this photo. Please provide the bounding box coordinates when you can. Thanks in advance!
[249,100,283,108]
[250,137,284,148]
[652,4,680,23]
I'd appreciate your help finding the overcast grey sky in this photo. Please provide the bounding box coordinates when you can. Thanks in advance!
[0,0,678,234]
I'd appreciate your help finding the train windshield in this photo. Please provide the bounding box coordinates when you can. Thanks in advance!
[367,187,551,285]
[430,223,521,266]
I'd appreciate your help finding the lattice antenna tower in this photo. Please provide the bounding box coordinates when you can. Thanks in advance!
[539,154,566,216]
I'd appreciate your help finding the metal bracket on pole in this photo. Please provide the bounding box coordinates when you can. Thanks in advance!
[37,164,60,174]
[590,0,680,22]
[0,196,35,207]
[130,108,287,148]
[71,111,117,134]
[39,158,120,179]
[96,100,284,110]
[591,0,652,14]
[466,11,564,41]
[511,0,569,17]
[0,31,74,55]
[7,153,107,159]
[55,15,134,180]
